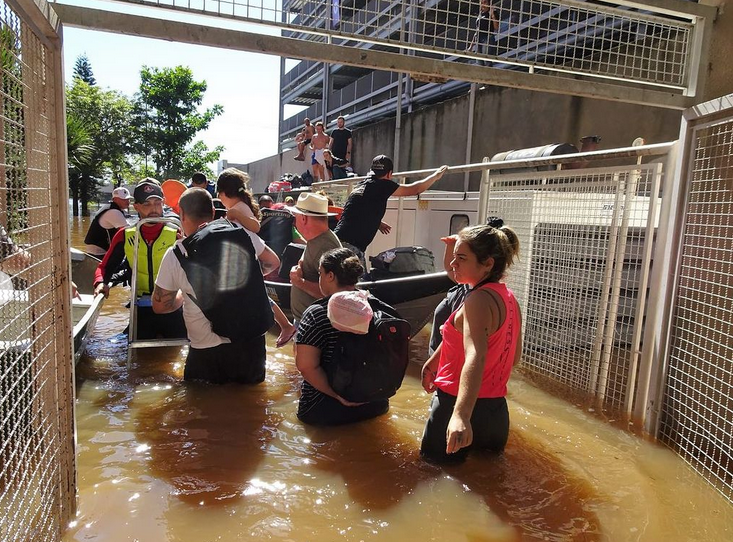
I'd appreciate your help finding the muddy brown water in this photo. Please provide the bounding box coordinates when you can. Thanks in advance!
[64,216,732,541]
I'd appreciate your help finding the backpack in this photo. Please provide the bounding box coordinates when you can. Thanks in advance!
[326,297,411,403]
[369,246,435,279]
[173,219,274,342]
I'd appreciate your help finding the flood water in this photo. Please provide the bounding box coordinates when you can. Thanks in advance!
[64,216,732,542]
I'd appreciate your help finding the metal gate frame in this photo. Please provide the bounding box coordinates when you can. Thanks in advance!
[637,93,733,500]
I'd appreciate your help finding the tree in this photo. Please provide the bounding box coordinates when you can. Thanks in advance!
[131,66,223,179]
[66,80,133,216]
[73,54,96,86]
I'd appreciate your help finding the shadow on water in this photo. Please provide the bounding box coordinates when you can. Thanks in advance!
[446,432,603,541]
[135,381,284,506]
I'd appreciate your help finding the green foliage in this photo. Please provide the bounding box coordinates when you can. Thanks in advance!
[66,79,134,215]
[73,54,96,86]
[131,66,223,179]
[179,141,224,179]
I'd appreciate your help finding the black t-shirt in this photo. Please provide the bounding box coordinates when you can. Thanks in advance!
[330,128,352,159]
[334,175,399,252]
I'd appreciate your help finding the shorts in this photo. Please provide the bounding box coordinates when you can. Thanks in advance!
[134,305,187,340]
[420,388,509,464]
[184,335,266,384]
[311,149,326,166]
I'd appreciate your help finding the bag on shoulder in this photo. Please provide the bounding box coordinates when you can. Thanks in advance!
[327,297,411,403]
[174,219,274,342]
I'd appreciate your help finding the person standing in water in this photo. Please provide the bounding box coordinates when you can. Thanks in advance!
[420,223,521,463]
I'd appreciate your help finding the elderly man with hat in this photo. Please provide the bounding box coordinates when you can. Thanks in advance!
[84,186,133,256]
[334,155,448,261]
[93,179,186,340]
[289,193,342,322]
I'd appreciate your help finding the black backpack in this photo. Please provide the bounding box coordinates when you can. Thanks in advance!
[327,297,411,403]
[173,219,274,342]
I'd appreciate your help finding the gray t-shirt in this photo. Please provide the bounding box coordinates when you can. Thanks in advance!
[290,229,341,319]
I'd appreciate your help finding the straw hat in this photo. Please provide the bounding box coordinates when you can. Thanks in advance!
[290,193,337,217]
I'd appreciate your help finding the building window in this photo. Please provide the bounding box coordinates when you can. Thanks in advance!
[450,214,469,235]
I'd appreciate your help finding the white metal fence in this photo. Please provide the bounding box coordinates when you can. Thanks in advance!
[487,163,661,414]
[650,95,733,501]
[0,0,74,540]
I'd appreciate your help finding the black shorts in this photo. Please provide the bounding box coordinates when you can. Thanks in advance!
[420,388,509,464]
[135,305,187,340]
[184,336,266,385]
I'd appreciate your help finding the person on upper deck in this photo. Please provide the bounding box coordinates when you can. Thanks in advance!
[420,224,521,464]
[329,115,352,166]
[92,180,186,340]
[84,187,132,257]
[152,188,278,384]
[333,154,448,260]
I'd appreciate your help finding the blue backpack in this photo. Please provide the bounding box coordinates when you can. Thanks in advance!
[326,297,411,403]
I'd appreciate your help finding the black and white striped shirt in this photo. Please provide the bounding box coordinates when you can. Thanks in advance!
[294,297,339,416]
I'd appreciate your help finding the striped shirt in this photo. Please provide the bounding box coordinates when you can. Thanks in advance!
[294,298,339,417]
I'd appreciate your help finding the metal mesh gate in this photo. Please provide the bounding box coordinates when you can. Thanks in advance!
[486,163,661,414]
[658,112,733,501]
[0,1,74,540]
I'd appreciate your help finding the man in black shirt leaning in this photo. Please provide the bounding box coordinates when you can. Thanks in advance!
[334,154,448,261]
[329,115,352,164]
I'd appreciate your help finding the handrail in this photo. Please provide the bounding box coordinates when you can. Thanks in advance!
[312,141,675,188]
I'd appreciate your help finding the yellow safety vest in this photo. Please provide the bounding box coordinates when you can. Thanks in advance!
[123,224,177,296]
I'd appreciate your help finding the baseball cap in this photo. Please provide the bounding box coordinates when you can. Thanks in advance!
[133,181,164,204]
[369,154,394,176]
[327,290,373,335]
[112,187,132,200]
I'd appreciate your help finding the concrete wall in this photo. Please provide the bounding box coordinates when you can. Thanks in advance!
[248,86,682,193]
[704,1,733,103]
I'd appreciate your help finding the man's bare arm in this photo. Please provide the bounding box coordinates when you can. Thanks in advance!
[152,284,184,314]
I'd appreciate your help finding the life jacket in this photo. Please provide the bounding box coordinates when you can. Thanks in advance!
[123,224,178,296]
[173,219,274,342]
[259,208,295,258]
[84,201,125,250]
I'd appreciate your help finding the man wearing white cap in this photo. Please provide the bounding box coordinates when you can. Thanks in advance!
[84,186,132,256]
[289,193,342,321]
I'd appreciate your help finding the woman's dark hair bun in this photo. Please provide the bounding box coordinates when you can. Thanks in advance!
[486,216,504,228]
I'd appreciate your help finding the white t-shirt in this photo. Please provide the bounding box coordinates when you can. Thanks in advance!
[155,228,266,349]
[232,200,255,220]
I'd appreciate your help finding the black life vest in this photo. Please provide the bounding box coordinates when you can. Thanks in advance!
[84,201,126,250]
[173,219,274,342]
[259,208,295,258]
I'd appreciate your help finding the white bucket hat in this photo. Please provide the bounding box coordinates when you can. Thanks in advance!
[290,193,337,217]
[327,290,373,334]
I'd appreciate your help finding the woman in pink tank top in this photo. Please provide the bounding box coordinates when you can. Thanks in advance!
[420,222,521,464]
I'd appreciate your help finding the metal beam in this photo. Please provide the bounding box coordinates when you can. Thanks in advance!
[53,4,695,110]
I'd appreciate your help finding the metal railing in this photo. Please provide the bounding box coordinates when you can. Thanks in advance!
[53,0,715,102]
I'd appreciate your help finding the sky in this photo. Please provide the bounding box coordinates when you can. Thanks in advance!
[61,3,302,168]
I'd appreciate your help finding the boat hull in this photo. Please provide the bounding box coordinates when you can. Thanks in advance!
[265,271,453,335]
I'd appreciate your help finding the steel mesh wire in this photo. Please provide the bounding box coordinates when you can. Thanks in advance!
[660,118,733,501]
[0,2,73,539]
[104,0,694,90]
[485,164,659,413]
